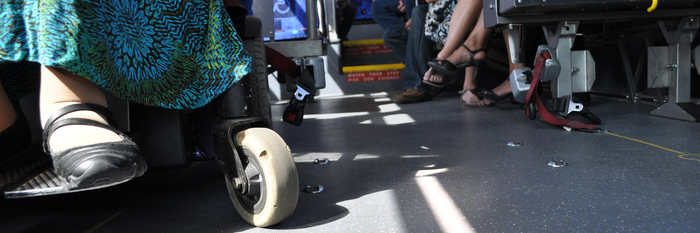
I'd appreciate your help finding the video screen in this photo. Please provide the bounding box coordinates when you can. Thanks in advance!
[273,0,308,40]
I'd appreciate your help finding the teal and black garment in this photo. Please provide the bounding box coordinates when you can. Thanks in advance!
[0,0,251,109]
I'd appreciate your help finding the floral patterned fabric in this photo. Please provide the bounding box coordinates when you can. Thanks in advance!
[0,0,251,109]
[424,0,457,45]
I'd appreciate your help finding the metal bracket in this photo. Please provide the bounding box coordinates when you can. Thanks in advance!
[651,17,700,122]
[565,98,584,115]
[506,24,522,64]
[542,22,579,98]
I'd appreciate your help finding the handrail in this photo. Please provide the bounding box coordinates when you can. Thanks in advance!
[647,0,658,12]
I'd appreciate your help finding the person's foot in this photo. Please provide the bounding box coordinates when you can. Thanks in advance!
[472,80,514,102]
[46,108,122,153]
[491,80,513,97]
[422,67,457,88]
[393,88,432,104]
[423,67,444,84]
[428,86,444,97]
[43,104,146,190]
[461,89,492,107]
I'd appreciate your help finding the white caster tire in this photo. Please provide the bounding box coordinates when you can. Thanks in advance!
[225,128,299,227]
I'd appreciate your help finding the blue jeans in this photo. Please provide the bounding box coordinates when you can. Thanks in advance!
[402,5,434,92]
[372,0,421,63]
[383,25,408,62]
[369,0,404,30]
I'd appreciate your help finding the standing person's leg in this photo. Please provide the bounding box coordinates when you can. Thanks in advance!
[394,5,436,104]
[336,2,357,41]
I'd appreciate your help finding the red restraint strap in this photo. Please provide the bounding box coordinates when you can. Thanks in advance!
[525,51,598,132]
[265,45,301,81]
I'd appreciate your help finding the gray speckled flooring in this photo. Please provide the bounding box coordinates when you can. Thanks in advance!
[1,92,699,233]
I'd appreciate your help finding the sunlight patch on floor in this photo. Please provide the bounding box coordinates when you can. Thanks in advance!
[304,112,370,120]
[383,114,415,125]
[370,92,389,97]
[416,170,477,233]
[379,103,401,113]
[353,154,381,160]
[334,189,407,232]
[374,97,392,102]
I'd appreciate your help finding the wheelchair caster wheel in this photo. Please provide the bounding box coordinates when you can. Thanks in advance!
[526,102,537,120]
[224,128,299,227]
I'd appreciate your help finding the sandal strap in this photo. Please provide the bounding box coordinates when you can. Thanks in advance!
[42,103,121,154]
[460,44,485,63]
[458,88,475,94]
[469,88,488,101]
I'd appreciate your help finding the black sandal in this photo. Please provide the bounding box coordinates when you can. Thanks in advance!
[460,89,494,107]
[43,103,146,191]
[427,44,485,76]
[470,88,513,102]
[422,67,458,88]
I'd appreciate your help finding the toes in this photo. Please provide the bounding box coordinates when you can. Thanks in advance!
[431,73,443,83]
[462,91,488,106]
[423,68,433,81]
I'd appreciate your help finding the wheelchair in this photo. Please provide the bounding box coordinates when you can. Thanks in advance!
[0,15,300,228]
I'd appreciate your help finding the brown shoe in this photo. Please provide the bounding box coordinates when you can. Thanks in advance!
[393,88,433,104]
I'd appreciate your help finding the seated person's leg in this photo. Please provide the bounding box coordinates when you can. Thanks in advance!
[394,5,436,104]
[435,0,483,61]
[422,0,484,86]
[468,24,527,103]
[460,66,492,107]
[383,25,409,61]
[481,28,527,98]
[40,66,146,190]
[370,0,404,30]
[431,10,491,77]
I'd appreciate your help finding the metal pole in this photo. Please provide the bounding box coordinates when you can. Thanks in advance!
[306,0,318,40]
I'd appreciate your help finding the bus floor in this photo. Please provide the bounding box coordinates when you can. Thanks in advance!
[1,92,699,232]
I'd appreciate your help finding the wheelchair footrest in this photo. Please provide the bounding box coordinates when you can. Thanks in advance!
[1,153,62,199]
[4,166,65,198]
